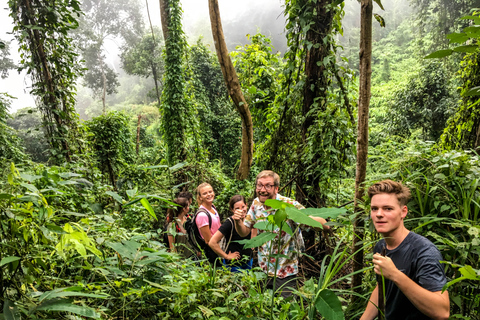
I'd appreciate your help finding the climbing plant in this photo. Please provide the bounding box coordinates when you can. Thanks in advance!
[8,0,83,164]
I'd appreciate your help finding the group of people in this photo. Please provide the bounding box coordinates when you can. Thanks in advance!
[164,170,451,318]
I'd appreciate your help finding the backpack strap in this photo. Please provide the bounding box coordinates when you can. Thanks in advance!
[224,217,234,251]
[196,207,213,229]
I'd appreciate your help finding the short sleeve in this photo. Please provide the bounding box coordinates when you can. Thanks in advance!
[218,219,233,237]
[196,212,210,229]
[416,245,447,292]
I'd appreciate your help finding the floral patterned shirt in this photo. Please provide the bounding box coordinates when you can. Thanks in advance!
[244,194,305,278]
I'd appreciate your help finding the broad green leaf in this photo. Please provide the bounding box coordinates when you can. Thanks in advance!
[3,299,19,320]
[459,265,479,280]
[447,32,470,44]
[126,188,137,199]
[265,199,294,210]
[35,298,100,319]
[237,232,277,249]
[39,288,109,302]
[198,305,215,317]
[274,209,287,227]
[374,14,385,28]
[20,182,39,193]
[424,49,453,59]
[58,172,82,179]
[286,207,324,229]
[253,220,269,231]
[140,165,168,169]
[140,198,157,220]
[302,207,346,219]
[0,256,21,267]
[453,45,478,53]
[19,173,42,182]
[314,289,345,320]
[106,191,123,204]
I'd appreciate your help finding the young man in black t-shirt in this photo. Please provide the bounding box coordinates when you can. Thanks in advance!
[360,180,450,320]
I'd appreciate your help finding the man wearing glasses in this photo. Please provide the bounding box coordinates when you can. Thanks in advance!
[233,170,329,298]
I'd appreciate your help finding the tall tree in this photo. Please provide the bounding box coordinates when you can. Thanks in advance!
[352,0,373,303]
[208,0,254,180]
[75,0,144,112]
[161,0,188,164]
[9,0,83,163]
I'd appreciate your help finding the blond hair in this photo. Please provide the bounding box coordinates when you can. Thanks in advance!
[256,170,280,187]
[196,182,212,205]
[367,180,411,206]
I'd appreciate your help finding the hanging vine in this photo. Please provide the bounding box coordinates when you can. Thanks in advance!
[8,0,83,163]
[261,0,356,206]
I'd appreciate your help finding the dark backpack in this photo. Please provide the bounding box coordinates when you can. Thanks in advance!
[184,208,212,254]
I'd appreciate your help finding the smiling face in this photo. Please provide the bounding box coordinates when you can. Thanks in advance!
[256,176,278,204]
[199,185,215,205]
[231,200,247,217]
[370,193,408,237]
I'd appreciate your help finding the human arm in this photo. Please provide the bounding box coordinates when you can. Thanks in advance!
[359,285,379,320]
[167,235,176,252]
[199,225,212,244]
[232,208,252,237]
[309,216,330,230]
[208,230,240,260]
[372,253,450,320]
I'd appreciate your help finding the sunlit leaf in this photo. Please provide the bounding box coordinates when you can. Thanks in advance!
[35,298,100,319]
[0,256,21,267]
[374,14,385,28]
[237,232,277,249]
[265,199,294,210]
[39,288,109,302]
[463,86,480,97]
[453,45,478,53]
[286,207,324,229]
[141,198,157,220]
[302,207,346,219]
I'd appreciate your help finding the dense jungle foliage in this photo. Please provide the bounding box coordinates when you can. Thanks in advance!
[1,0,480,319]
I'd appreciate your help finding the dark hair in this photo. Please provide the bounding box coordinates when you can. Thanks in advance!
[177,191,193,201]
[166,197,189,223]
[229,195,246,211]
[367,180,411,206]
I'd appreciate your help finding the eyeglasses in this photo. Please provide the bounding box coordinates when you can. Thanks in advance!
[256,183,275,191]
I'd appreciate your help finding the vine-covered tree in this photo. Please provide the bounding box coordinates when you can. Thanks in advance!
[9,0,83,163]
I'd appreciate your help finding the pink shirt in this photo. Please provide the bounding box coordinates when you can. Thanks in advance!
[195,205,221,239]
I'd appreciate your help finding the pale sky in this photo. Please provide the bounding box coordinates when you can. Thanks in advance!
[0,0,285,112]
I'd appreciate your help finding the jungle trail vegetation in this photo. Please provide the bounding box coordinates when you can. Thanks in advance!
[1,0,480,319]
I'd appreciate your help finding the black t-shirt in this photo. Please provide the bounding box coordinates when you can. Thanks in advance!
[218,217,253,265]
[374,232,447,320]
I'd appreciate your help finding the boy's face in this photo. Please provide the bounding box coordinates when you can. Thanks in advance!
[370,193,408,236]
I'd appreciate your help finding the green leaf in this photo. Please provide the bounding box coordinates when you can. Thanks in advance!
[374,14,385,28]
[39,288,109,302]
[0,193,13,200]
[0,256,21,267]
[19,173,43,182]
[446,32,470,44]
[20,182,39,193]
[126,188,137,199]
[140,198,157,220]
[424,49,453,59]
[140,165,169,169]
[463,86,480,97]
[286,207,324,229]
[3,299,19,320]
[373,0,385,10]
[35,298,100,319]
[265,199,294,210]
[314,289,345,320]
[237,232,277,249]
[274,209,287,227]
[106,191,123,204]
[459,265,480,280]
[453,45,478,53]
[169,162,187,171]
[302,207,346,219]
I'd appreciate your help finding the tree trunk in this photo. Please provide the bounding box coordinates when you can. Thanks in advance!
[159,0,169,41]
[296,0,335,206]
[352,0,373,303]
[208,0,254,180]
[136,114,142,155]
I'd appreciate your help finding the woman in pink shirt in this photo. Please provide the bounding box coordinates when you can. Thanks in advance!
[195,182,221,264]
